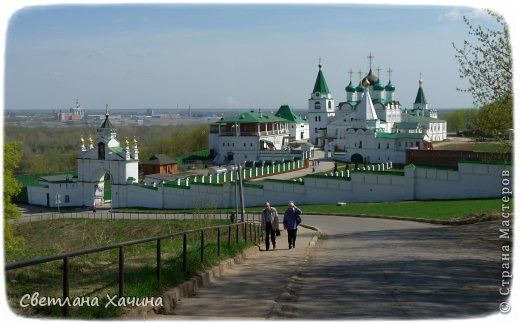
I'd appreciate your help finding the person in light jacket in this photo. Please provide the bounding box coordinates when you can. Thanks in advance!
[283,201,302,249]
[261,202,279,251]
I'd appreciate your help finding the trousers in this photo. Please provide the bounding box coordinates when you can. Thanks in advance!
[265,222,276,250]
[287,229,297,248]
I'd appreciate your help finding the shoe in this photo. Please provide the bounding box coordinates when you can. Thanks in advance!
[289,245,292,249]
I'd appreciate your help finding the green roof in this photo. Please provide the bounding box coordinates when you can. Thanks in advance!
[393,122,420,130]
[313,67,330,94]
[275,105,306,123]
[406,114,445,123]
[220,112,287,124]
[141,154,177,165]
[109,146,124,153]
[414,86,427,104]
[39,174,75,183]
[375,132,425,139]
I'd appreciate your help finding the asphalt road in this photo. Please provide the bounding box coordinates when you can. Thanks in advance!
[290,215,505,319]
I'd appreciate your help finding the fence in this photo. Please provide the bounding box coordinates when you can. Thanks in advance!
[161,159,307,188]
[14,211,261,223]
[5,220,262,317]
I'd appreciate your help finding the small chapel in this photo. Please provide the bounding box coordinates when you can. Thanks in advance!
[27,106,139,208]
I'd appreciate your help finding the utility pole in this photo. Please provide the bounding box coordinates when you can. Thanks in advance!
[237,163,245,222]
[234,173,239,223]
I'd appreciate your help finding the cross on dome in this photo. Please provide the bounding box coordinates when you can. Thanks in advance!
[387,67,393,81]
[367,52,374,70]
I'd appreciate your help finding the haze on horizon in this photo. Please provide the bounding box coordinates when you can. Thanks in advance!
[4,4,504,111]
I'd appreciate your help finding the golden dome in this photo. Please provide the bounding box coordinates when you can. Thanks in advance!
[88,135,93,144]
[124,137,130,146]
[80,136,85,144]
[132,137,138,145]
[362,78,371,88]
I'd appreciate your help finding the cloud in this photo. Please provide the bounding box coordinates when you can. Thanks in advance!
[438,8,489,21]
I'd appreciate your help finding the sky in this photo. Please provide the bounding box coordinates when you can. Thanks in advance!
[2,1,516,111]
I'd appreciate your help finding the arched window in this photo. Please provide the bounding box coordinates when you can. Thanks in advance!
[359,140,362,148]
[98,142,105,160]
[315,101,321,110]
[328,101,332,110]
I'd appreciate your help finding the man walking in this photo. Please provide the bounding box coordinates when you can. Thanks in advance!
[261,202,279,251]
[283,201,302,249]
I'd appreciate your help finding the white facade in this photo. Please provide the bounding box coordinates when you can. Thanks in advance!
[310,62,447,163]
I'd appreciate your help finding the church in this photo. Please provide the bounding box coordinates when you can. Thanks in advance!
[308,55,447,164]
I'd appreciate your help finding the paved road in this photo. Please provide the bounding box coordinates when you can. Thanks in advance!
[150,215,504,320]
[290,215,504,319]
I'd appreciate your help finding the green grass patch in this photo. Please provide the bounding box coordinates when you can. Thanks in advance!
[295,198,503,220]
[6,218,258,319]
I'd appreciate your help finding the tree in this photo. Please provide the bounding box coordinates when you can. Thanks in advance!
[4,141,25,252]
[452,10,512,139]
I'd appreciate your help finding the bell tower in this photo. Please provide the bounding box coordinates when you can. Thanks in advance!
[308,60,335,147]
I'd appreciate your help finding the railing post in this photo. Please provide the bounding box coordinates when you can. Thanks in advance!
[236,225,239,243]
[119,246,124,297]
[63,257,69,317]
[156,239,161,286]
[249,223,252,241]
[243,222,247,241]
[200,230,205,264]
[183,233,187,272]
[228,225,231,248]
[217,228,221,257]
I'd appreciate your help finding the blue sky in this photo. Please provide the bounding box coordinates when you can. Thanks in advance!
[3,2,509,111]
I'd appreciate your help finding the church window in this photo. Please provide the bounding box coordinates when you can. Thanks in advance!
[387,143,390,149]
[359,141,362,148]
[314,128,318,133]
[98,142,105,160]
[244,143,246,147]
[315,102,321,110]
[377,143,380,149]
[328,101,332,110]
[65,195,70,203]
[318,116,321,122]
[223,143,225,147]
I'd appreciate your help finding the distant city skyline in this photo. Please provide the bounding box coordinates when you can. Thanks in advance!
[3,2,512,111]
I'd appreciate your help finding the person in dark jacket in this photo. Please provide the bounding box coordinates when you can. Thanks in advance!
[283,201,302,249]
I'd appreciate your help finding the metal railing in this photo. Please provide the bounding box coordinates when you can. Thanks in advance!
[14,211,261,223]
[5,220,262,317]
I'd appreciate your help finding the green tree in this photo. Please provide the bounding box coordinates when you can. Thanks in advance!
[452,10,512,139]
[4,141,25,252]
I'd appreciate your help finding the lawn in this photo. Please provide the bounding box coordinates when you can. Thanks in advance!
[6,218,258,318]
[292,198,503,220]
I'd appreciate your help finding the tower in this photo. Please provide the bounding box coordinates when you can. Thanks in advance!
[308,61,335,146]
[413,77,428,111]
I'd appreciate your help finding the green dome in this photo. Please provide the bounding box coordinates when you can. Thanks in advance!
[355,81,364,92]
[345,81,356,93]
[385,80,395,91]
[373,81,385,91]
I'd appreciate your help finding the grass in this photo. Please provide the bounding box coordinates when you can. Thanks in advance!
[295,199,503,220]
[435,142,512,153]
[115,198,503,221]
[6,218,258,318]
